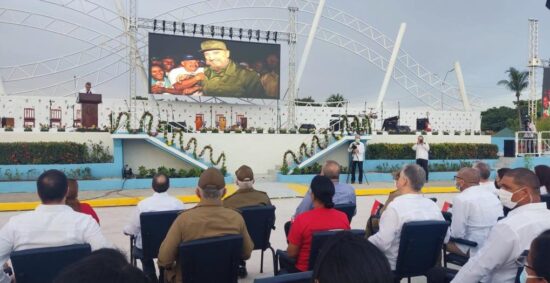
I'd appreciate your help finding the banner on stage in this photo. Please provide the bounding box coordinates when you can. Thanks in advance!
[148,33,281,100]
[543,68,550,118]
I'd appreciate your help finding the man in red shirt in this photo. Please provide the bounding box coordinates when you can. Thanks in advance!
[285,175,350,272]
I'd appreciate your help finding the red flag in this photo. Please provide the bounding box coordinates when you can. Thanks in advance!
[442,201,453,212]
[371,200,383,216]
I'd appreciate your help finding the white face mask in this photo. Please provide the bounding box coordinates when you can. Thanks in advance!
[355,139,360,143]
[497,188,522,209]
[519,267,543,283]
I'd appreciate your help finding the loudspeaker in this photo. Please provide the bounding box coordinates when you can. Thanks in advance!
[330,119,340,131]
[416,118,429,131]
[504,140,515,157]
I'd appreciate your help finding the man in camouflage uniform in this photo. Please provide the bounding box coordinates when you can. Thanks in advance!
[199,40,266,98]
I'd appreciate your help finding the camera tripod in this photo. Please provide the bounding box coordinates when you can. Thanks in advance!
[345,151,369,185]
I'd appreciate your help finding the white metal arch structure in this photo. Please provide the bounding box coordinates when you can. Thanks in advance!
[153,0,483,110]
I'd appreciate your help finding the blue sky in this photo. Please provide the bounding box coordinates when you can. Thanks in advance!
[0,0,548,111]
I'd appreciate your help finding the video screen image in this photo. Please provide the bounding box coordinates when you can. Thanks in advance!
[148,33,281,100]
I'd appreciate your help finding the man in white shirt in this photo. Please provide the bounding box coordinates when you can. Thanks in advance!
[412,135,430,181]
[123,173,185,280]
[0,170,111,283]
[168,54,205,96]
[368,164,448,269]
[452,168,550,283]
[473,161,498,195]
[347,134,365,184]
[447,168,503,257]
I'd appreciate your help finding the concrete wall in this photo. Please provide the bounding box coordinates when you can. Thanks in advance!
[122,139,195,172]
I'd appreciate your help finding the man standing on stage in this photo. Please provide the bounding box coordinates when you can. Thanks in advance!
[199,40,266,98]
[347,134,365,184]
[412,135,430,181]
[84,82,93,94]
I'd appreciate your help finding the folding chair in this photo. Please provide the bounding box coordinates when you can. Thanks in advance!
[253,271,312,283]
[178,234,243,283]
[393,221,449,283]
[10,244,91,283]
[239,206,276,273]
[129,209,182,282]
[334,203,356,223]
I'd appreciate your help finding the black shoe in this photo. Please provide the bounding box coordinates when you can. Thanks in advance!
[238,265,248,278]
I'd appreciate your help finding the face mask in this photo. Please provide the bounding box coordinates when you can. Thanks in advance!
[355,139,360,143]
[519,268,543,283]
[497,188,521,209]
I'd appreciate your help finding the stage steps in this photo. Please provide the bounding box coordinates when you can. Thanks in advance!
[111,134,209,169]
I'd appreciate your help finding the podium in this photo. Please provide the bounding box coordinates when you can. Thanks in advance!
[77,93,102,128]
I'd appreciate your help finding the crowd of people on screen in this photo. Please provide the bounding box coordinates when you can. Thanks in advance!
[1,159,550,283]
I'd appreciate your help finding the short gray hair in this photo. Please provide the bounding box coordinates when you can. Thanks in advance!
[322,160,340,180]
[473,161,491,180]
[401,164,426,191]
[199,186,223,199]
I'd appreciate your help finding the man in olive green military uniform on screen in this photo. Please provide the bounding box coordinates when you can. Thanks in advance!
[199,40,266,98]
[157,167,254,283]
[224,165,271,209]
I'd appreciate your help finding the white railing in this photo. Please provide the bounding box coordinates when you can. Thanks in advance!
[515,131,550,156]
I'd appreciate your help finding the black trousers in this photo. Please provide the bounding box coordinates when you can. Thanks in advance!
[416,158,429,181]
[351,161,363,183]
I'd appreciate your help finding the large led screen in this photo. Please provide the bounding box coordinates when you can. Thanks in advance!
[148,33,281,99]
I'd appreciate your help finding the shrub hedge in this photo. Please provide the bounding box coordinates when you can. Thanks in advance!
[366,143,498,160]
[0,142,112,164]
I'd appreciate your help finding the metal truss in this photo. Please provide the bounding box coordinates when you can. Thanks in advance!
[153,0,483,110]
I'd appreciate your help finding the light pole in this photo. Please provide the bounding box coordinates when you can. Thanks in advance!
[442,68,455,111]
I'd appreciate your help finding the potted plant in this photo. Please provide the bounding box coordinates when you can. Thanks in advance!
[245,128,253,133]
[256,127,264,133]
[235,128,242,134]
[223,128,231,133]
[289,128,297,134]
[268,127,275,134]
[443,130,450,136]
[200,128,208,133]
[24,126,32,132]
[40,124,50,132]
[5,126,13,132]
[454,130,462,135]
[279,128,287,134]
[212,128,219,133]
[432,131,439,135]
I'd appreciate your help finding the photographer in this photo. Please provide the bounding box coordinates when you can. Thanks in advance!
[412,135,430,181]
[347,134,365,184]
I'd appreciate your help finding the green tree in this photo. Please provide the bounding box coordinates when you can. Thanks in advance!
[481,106,516,132]
[295,96,319,106]
[326,93,345,107]
[497,67,529,129]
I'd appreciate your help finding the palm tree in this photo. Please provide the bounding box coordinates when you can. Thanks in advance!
[326,93,345,107]
[497,67,529,129]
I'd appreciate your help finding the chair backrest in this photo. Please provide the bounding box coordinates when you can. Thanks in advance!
[239,205,276,251]
[334,203,356,223]
[253,271,313,283]
[140,209,182,258]
[50,109,62,120]
[10,244,91,283]
[395,221,449,278]
[23,108,35,119]
[441,211,452,223]
[308,229,365,270]
[541,194,550,209]
[178,234,243,283]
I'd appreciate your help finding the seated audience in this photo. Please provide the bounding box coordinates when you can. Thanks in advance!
[451,168,550,283]
[365,170,401,237]
[285,175,351,272]
[473,161,497,194]
[66,179,100,224]
[313,231,393,283]
[294,160,356,216]
[0,170,111,283]
[53,248,148,283]
[157,168,253,283]
[223,165,271,209]
[534,165,550,195]
[495,167,511,189]
[447,168,503,257]
[520,229,550,282]
[286,160,355,236]
[123,173,185,281]
[368,164,448,270]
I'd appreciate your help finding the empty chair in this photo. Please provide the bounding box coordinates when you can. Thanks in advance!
[393,221,449,283]
[239,205,276,273]
[253,271,312,283]
[178,234,243,283]
[50,108,62,127]
[23,108,35,128]
[10,244,91,283]
[334,203,356,223]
